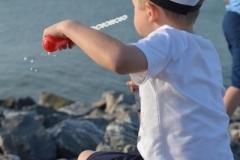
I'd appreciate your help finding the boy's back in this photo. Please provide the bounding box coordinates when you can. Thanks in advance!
[130,25,233,160]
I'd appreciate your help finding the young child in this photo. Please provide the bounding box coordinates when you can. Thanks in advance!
[42,0,234,159]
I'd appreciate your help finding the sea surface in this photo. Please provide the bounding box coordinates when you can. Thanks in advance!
[0,0,232,103]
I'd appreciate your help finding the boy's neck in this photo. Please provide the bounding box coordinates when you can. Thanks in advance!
[163,22,194,33]
[154,8,195,34]
[148,22,194,38]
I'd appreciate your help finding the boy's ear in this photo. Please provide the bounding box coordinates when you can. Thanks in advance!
[145,2,159,22]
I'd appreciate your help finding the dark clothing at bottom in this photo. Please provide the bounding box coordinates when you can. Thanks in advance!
[87,151,143,160]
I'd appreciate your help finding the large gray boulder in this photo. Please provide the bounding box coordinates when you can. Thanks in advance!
[47,119,104,159]
[0,113,56,160]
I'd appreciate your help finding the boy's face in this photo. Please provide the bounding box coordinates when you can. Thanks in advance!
[132,0,149,37]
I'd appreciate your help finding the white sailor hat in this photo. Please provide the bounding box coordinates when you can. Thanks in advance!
[150,0,202,15]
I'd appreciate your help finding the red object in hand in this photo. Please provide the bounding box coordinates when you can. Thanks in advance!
[42,35,71,52]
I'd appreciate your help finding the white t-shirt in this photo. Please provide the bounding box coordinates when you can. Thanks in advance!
[130,25,233,160]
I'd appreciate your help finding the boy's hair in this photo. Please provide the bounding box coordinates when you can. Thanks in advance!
[138,0,204,25]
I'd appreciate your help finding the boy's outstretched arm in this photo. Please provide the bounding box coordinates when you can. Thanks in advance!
[43,20,147,75]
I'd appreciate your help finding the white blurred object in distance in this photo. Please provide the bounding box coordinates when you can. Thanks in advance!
[134,88,141,112]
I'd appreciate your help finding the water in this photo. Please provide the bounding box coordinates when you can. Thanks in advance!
[0,0,231,103]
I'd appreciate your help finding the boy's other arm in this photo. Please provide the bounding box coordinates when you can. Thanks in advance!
[43,20,147,75]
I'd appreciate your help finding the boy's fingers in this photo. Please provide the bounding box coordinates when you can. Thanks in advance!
[62,45,67,49]
[131,87,137,92]
[127,81,138,87]
[68,42,76,49]
[126,80,139,92]
[126,81,133,86]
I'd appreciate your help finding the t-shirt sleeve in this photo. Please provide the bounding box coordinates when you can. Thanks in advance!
[129,31,172,85]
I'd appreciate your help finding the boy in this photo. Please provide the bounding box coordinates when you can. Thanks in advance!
[42,0,234,159]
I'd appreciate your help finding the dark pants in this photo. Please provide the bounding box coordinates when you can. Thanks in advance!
[222,11,240,88]
[87,151,143,160]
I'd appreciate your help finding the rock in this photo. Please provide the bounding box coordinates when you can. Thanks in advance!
[23,105,70,128]
[87,108,116,121]
[123,144,139,154]
[229,122,240,141]
[77,117,111,131]
[102,91,122,114]
[88,108,106,119]
[0,153,20,160]
[0,97,16,109]
[3,90,239,159]
[116,110,140,128]
[91,99,106,109]
[95,142,113,152]
[58,102,95,117]
[16,97,36,110]
[100,120,138,153]
[38,92,74,109]
[47,119,104,159]
[102,91,136,114]
[0,114,56,160]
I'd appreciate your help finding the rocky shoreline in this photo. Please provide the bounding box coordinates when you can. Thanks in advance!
[0,91,239,160]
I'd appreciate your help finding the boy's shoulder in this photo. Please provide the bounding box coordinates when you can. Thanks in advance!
[148,25,206,44]
[135,25,215,56]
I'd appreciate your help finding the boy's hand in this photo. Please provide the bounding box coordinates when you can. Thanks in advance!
[42,20,75,50]
[126,79,138,92]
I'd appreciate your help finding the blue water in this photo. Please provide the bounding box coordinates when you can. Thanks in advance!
[0,0,231,103]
